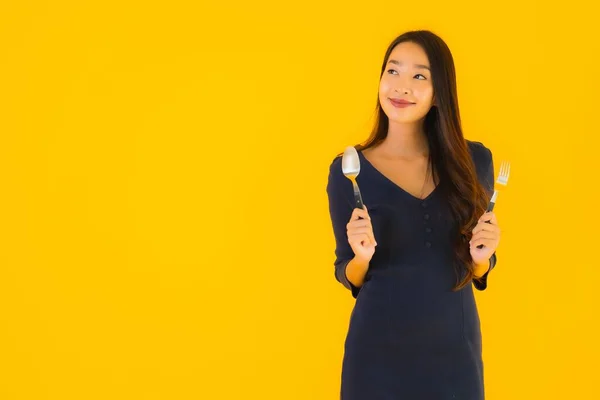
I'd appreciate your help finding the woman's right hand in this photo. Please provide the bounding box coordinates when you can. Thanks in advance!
[346,205,377,263]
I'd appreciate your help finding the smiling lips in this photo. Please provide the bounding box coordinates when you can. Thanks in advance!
[389,98,415,108]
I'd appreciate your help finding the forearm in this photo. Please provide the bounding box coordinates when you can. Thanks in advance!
[345,256,371,288]
[473,260,491,278]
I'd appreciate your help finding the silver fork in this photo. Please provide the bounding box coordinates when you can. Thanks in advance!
[487,160,510,212]
[477,161,510,249]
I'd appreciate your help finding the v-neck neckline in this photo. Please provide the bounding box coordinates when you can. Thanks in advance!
[358,150,440,202]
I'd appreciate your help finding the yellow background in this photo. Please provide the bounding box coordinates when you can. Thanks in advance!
[1,1,598,399]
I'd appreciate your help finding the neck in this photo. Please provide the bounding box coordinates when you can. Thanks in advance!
[379,120,429,158]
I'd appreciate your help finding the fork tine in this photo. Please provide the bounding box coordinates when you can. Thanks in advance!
[500,161,509,178]
[497,161,510,185]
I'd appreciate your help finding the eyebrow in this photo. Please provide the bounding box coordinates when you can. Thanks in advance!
[388,59,430,71]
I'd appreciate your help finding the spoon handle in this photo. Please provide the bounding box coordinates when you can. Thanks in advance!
[352,181,364,211]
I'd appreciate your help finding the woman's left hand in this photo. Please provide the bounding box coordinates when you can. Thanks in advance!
[469,211,500,265]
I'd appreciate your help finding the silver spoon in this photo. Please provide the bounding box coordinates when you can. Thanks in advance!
[342,146,364,211]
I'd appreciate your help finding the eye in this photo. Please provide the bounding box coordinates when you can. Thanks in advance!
[387,69,398,75]
[415,74,427,80]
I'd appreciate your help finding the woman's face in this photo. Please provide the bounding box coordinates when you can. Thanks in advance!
[378,41,434,124]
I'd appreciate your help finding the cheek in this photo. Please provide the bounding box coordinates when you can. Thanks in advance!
[379,76,397,105]
[416,86,434,104]
[379,87,393,115]
[378,79,390,99]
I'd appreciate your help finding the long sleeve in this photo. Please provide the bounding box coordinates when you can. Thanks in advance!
[472,144,497,291]
[326,156,362,298]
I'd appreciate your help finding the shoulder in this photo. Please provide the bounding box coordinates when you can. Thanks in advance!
[466,139,492,163]
[466,139,493,169]
[329,153,344,170]
[327,153,347,186]
[326,153,353,202]
[466,139,494,192]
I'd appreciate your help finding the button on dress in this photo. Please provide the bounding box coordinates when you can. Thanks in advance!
[326,140,497,399]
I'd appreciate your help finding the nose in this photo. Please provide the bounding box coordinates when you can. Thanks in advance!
[395,72,416,94]
[394,80,412,94]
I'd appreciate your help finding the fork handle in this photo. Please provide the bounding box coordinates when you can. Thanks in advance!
[486,190,498,213]
[476,192,497,248]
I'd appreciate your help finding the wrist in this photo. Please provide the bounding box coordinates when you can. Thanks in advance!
[475,259,489,268]
[473,258,490,278]
[352,254,371,268]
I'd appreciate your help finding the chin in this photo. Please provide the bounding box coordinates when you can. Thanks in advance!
[383,108,427,124]
[388,116,424,124]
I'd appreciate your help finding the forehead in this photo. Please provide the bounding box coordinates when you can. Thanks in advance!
[388,42,430,66]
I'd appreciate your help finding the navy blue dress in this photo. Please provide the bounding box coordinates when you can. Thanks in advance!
[326,140,497,400]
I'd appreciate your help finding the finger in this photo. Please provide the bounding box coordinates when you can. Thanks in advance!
[349,227,374,237]
[470,231,497,243]
[349,233,376,247]
[349,228,377,246]
[347,219,373,229]
[347,223,375,241]
[347,215,376,243]
[478,211,498,224]
[351,207,371,221]
[472,222,500,236]
[471,228,498,240]
[470,237,496,249]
